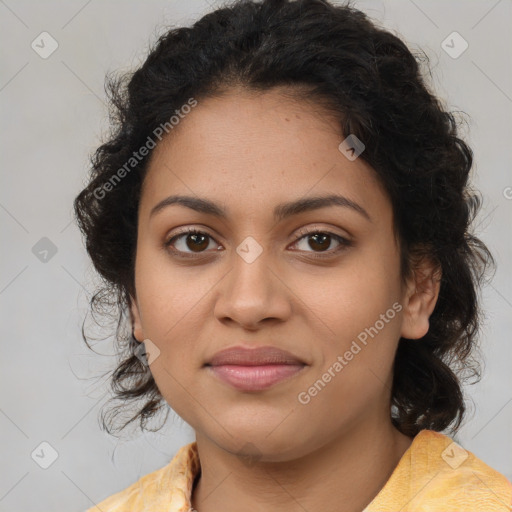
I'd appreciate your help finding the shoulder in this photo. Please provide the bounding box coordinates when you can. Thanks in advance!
[366,430,512,512]
[86,442,199,512]
[426,431,512,510]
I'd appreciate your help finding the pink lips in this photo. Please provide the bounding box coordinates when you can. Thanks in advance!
[205,346,306,391]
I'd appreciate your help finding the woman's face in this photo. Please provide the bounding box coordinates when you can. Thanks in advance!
[130,88,434,461]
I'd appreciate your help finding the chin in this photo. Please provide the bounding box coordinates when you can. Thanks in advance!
[202,421,317,463]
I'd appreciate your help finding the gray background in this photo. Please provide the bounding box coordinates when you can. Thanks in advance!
[1,0,511,510]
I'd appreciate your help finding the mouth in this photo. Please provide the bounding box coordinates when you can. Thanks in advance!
[205,345,307,392]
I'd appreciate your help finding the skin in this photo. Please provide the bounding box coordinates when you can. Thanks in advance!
[130,87,441,512]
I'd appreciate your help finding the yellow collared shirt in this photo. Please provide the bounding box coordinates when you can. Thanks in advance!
[87,430,512,511]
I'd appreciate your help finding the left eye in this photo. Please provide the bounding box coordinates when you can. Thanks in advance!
[291,230,350,253]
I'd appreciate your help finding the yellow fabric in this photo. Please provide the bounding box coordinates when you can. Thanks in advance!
[363,430,512,511]
[87,429,512,511]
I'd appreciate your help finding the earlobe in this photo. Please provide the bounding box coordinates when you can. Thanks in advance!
[129,294,144,342]
[400,258,442,340]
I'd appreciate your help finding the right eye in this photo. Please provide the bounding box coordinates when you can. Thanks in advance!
[164,228,223,256]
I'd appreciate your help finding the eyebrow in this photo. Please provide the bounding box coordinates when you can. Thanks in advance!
[149,193,371,222]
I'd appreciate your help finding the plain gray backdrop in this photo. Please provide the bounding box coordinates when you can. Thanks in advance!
[1,0,511,510]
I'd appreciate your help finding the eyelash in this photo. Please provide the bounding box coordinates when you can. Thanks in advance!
[164,226,352,260]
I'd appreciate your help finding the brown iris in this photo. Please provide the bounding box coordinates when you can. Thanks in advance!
[186,233,210,252]
[307,233,331,252]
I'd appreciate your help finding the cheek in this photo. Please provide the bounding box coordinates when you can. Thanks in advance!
[294,246,403,381]
[294,250,400,334]
[134,250,213,339]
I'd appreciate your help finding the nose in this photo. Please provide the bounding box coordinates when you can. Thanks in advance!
[213,246,292,330]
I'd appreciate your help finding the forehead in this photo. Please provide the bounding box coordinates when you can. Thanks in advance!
[139,88,389,224]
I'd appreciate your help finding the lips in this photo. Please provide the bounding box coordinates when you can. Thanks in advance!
[207,346,304,366]
[205,346,306,391]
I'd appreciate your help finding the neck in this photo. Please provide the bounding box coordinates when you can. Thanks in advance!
[191,420,413,512]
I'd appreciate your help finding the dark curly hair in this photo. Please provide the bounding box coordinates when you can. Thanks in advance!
[74,0,494,438]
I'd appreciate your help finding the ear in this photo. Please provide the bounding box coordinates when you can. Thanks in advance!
[400,256,442,340]
[129,294,144,342]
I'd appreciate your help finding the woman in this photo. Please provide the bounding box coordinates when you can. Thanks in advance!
[74,0,512,510]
